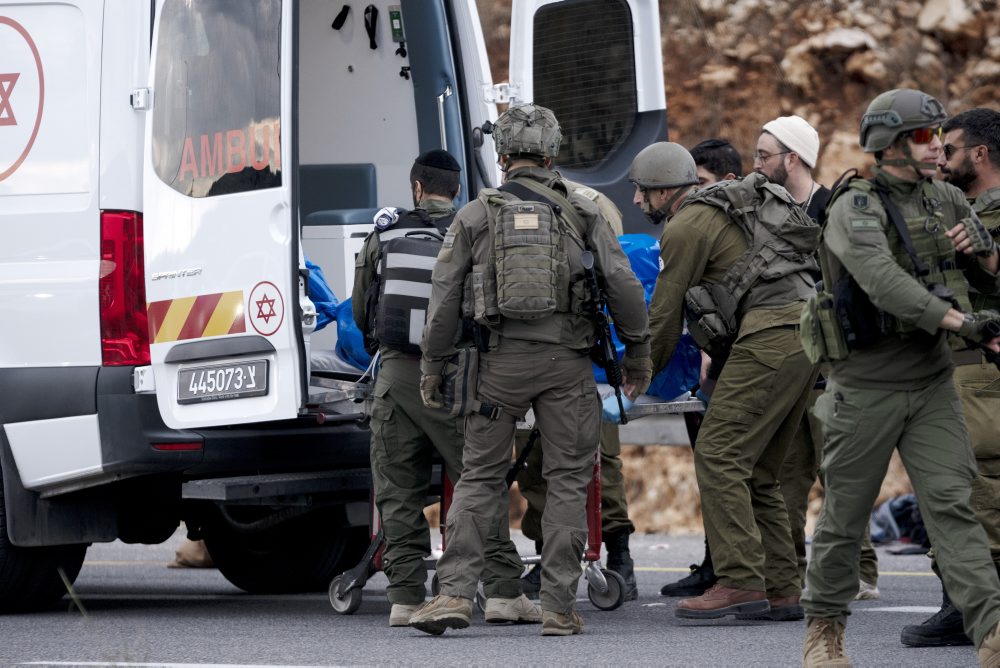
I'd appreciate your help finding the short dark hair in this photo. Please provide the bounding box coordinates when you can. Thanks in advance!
[690,139,743,179]
[943,108,1000,171]
[410,161,461,199]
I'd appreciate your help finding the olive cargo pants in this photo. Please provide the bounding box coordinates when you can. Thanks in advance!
[803,377,1000,647]
[369,356,522,605]
[955,360,1000,564]
[694,326,818,596]
[436,339,600,614]
[779,387,879,587]
[515,421,633,546]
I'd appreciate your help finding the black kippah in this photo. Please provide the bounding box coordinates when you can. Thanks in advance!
[415,149,461,172]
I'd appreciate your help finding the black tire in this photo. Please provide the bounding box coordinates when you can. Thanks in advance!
[0,472,88,613]
[203,507,368,594]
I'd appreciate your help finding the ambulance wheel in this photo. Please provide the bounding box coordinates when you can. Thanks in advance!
[588,569,626,611]
[204,507,368,594]
[328,574,363,614]
[0,465,88,612]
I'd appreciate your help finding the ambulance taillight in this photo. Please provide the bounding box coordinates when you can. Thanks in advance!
[100,210,151,366]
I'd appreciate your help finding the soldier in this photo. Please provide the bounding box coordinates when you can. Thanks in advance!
[409,104,651,636]
[632,142,819,622]
[515,180,640,602]
[659,138,742,598]
[801,89,1000,667]
[351,150,536,628]
[901,107,1000,648]
[755,115,881,602]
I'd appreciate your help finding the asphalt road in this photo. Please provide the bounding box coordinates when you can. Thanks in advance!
[0,530,980,667]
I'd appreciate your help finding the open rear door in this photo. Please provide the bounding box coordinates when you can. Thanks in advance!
[509,0,667,233]
[143,0,305,429]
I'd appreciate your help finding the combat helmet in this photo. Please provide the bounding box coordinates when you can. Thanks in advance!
[628,142,699,190]
[492,104,562,158]
[859,88,947,153]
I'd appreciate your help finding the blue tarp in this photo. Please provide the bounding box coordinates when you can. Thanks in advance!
[306,260,339,332]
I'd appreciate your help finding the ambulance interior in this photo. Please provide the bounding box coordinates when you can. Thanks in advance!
[296,0,490,363]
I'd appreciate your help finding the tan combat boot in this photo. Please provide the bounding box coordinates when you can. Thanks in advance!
[388,602,422,627]
[484,594,543,624]
[408,595,473,636]
[979,620,1000,668]
[803,617,852,667]
[541,609,584,636]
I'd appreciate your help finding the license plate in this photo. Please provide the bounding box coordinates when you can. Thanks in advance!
[177,360,269,404]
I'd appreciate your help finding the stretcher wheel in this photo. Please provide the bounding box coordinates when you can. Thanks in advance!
[475,583,487,613]
[588,568,626,611]
[430,573,440,596]
[329,574,363,614]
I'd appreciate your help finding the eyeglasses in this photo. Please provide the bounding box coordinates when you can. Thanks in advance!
[943,143,985,160]
[908,126,942,144]
[752,150,790,163]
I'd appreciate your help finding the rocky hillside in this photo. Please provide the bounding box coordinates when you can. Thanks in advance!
[477,0,1000,185]
[474,0,998,533]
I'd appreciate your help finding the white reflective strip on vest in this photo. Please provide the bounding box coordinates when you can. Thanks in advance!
[382,280,432,299]
[385,253,438,271]
[409,308,425,345]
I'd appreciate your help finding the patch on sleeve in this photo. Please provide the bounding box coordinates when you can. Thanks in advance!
[575,186,600,202]
[852,193,869,209]
[443,232,456,249]
[850,217,880,230]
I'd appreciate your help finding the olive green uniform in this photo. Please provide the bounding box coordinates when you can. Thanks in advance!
[778,387,879,586]
[422,167,650,614]
[802,170,1000,648]
[953,187,1000,565]
[515,181,634,543]
[352,198,522,605]
[649,200,818,597]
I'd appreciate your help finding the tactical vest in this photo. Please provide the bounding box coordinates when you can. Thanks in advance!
[681,173,820,355]
[366,209,453,355]
[971,187,1000,312]
[823,178,972,349]
[469,178,584,325]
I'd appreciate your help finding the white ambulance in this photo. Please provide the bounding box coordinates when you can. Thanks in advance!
[0,0,667,610]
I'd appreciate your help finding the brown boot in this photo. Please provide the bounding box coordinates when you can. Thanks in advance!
[803,617,852,667]
[674,583,768,619]
[980,620,1000,668]
[739,594,804,622]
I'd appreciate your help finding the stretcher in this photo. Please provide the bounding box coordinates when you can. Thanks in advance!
[325,387,705,615]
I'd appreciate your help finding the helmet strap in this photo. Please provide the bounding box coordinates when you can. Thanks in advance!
[877,141,935,177]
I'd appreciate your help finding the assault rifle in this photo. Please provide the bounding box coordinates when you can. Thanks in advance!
[581,250,627,425]
[928,284,1000,371]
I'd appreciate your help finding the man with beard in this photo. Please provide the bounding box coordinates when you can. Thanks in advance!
[901,107,1000,648]
[754,115,830,220]
[756,116,882,604]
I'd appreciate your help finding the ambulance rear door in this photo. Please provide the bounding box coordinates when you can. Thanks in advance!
[143,0,306,429]
[508,0,668,233]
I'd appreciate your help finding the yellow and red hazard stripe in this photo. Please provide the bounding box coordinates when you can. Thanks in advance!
[147,291,246,344]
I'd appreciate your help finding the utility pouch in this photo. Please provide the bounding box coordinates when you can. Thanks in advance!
[470,264,501,326]
[493,201,563,320]
[833,275,885,349]
[684,284,738,357]
[441,347,480,417]
[800,291,849,363]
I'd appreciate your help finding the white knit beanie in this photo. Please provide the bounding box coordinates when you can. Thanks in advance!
[762,115,820,168]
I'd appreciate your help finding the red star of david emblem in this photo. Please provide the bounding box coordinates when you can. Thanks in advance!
[0,73,18,127]
[255,293,277,323]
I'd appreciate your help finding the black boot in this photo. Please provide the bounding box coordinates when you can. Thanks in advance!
[520,541,544,598]
[660,539,717,597]
[604,530,638,602]
[900,586,972,647]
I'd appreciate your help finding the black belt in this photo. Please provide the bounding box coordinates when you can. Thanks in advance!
[953,349,986,366]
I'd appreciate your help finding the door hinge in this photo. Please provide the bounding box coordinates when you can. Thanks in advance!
[482,83,521,105]
[130,87,152,111]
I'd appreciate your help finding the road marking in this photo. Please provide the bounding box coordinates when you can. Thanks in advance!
[22,664,347,667]
[856,606,939,613]
[636,567,935,577]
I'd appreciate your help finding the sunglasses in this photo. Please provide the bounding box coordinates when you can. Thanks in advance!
[909,126,942,144]
[943,143,985,160]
